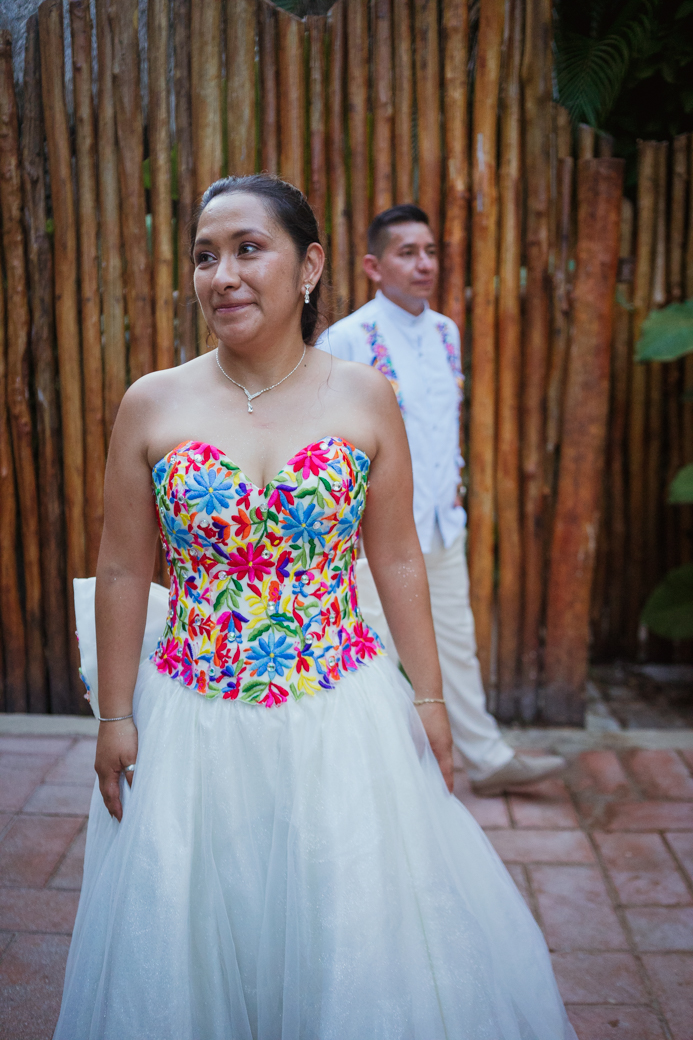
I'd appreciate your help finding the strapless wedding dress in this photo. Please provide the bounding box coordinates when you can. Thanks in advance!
[55,438,576,1040]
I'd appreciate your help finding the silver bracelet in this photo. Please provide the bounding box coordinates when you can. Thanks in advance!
[413,698,446,706]
[97,713,134,722]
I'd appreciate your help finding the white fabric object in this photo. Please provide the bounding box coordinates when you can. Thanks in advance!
[355,531,513,782]
[73,577,169,718]
[316,290,465,553]
[54,652,575,1040]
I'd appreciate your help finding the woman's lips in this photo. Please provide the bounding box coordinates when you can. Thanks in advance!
[214,301,253,314]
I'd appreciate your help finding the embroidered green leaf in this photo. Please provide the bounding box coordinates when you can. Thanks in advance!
[248,622,272,641]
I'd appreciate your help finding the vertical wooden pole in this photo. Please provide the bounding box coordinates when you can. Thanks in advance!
[545,156,574,480]
[173,0,196,364]
[0,32,47,712]
[191,0,223,198]
[578,123,595,159]
[414,0,442,239]
[496,0,522,717]
[110,0,153,380]
[520,0,551,696]
[626,141,657,651]
[469,0,504,687]
[544,158,624,721]
[645,142,668,606]
[328,0,350,318]
[22,14,71,712]
[39,0,86,694]
[393,0,413,204]
[149,0,175,372]
[307,16,327,236]
[0,242,27,711]
[278,11,306,192]
[441,0,469,337]
[70,0,106,575]
[372,0,393,214]
[555,103,572,160]
[259,1,279,175]
[606,199,634,654]
[95,0,126,435]
[227,0,256,177]
[347,0,369,308]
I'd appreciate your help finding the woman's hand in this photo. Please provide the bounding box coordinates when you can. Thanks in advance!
[95,718,138,822]
[415,702,454,792]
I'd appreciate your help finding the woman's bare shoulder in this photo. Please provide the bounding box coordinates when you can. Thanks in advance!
[318,351,397,405]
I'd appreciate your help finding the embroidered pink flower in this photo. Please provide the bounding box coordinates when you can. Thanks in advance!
[291,445,330,479]
[228,544,273,583]
[260,682,289,707]
[156,637,181,675]
[351,621,380,660]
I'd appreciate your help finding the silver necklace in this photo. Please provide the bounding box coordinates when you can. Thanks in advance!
[215,344,306,413]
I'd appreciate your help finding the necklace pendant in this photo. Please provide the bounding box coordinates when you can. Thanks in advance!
[247,401,253,413]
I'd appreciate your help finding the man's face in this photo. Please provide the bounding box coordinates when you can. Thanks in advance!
[364,222,438,311]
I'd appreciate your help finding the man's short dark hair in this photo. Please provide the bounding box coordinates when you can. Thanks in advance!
[367,204,430,257]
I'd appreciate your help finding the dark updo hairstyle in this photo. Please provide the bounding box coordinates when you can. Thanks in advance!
[189,174,325,345]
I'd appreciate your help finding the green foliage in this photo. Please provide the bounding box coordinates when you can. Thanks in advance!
[555,0,693,188]
[641,564,693,640]
[554,0,655,127]
[669,464,693,503]
[635,299,693,362]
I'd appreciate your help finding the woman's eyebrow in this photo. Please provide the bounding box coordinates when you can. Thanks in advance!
[194,228,270,248]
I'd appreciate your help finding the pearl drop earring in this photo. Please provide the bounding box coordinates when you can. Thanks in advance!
[304,284,311,304]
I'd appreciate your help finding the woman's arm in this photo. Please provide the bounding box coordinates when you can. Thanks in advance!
[359,374,454,791]
[94,380,161,820]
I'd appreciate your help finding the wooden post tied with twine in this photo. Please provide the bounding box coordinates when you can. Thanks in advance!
[544,158,624,723]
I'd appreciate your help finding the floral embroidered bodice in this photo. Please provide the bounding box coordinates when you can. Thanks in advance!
[151,437,383,707]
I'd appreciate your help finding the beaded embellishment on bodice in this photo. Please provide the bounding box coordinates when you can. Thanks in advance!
[151,438,383,707]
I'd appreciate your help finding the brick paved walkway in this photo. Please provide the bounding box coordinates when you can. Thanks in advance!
[1,734,692,1039]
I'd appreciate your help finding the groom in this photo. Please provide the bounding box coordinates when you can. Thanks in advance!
[317,204,565,796]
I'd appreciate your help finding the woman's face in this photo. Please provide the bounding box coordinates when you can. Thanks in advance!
[193,192,323,347]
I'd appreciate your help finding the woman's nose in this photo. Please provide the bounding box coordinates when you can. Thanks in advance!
[212,256,241,291]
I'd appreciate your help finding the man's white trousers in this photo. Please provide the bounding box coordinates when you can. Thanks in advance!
[355,530,513,782]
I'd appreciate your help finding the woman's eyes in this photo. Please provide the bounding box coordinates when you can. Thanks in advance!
[195,243,259,265]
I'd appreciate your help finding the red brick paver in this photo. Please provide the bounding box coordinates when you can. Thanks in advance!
[0,735,692,1039]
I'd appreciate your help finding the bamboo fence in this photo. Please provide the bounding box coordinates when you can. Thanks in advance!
[0,0,690,719]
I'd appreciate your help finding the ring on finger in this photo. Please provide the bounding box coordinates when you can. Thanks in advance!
[123,764,136,773]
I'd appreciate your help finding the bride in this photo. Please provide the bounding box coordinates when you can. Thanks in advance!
[55,174,576,1040]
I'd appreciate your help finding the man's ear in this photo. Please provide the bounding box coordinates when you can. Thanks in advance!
[363,253,381,283]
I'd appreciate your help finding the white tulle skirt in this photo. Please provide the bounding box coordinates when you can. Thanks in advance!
[54,654,576,1040]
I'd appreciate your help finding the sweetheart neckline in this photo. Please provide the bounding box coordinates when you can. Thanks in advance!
[151,436,371,493]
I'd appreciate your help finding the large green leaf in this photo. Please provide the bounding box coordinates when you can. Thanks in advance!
[669,464,693,503]
[635,299,693,362]
[641,564,693,640]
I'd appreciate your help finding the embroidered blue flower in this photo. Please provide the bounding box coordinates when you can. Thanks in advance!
[162,510,194,551]
[280,501,330,546]
[185,467,236,515]
[152,457,169,486]
[336,502,362,538]
[248,630,296,677]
